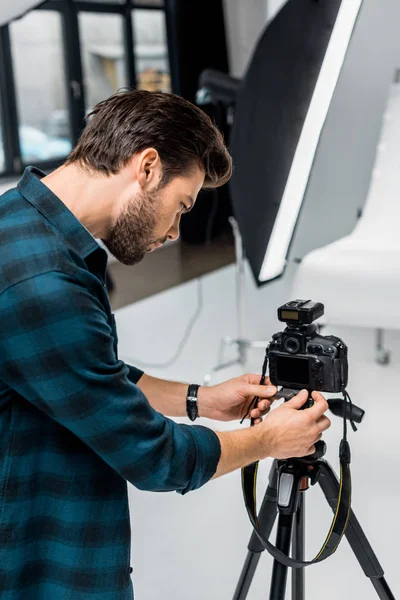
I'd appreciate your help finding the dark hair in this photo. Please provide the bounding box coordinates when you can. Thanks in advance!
[66,89,232,189]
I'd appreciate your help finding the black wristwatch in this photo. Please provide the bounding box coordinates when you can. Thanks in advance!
[186,384,200,421]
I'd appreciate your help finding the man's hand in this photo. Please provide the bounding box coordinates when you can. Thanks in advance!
[259,390,331,459]
[212,389,331,479]
[198,374,277,422]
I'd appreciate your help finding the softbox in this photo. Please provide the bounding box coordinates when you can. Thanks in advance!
[229,0,363,285]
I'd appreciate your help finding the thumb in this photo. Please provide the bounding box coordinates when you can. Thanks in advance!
[285,389,309,410]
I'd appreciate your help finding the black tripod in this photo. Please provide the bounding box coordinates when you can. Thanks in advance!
[233,398,396,600]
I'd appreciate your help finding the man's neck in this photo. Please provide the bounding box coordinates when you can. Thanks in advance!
[40,163,118,240]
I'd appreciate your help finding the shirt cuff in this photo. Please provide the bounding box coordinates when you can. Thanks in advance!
[126,364,144,384]
[178,424,221,495]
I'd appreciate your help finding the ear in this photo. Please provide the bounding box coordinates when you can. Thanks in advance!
[136,148,162,191]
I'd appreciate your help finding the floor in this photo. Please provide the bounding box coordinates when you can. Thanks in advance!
[114,260,400,600]
[108,233,235,309]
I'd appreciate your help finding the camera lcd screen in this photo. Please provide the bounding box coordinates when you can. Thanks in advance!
[276,356,309,385]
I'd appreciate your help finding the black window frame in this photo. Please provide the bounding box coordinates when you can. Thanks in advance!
[0,0,173,180]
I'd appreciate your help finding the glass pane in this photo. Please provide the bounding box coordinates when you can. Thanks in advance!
[10,11,72,164]
[132,10,171,92]
[0,135,4,173]
[133,0,164,6]
[0,103,4,172]
[76,0,126,3]
[79,13,127,111]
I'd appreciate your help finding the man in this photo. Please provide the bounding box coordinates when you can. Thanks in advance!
[0,89,330,599]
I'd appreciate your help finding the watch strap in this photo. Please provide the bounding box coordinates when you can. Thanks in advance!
[186,384,200,421]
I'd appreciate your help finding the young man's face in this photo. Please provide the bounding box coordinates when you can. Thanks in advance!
[102,165,205,266]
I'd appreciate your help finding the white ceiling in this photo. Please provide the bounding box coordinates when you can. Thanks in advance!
[0,0,43,27]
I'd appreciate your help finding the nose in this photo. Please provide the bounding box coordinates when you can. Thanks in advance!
[167,214,181,242]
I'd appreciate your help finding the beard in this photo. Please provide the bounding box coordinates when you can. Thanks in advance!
[102,188,164,266]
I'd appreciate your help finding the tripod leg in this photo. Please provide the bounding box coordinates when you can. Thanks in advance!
[269,513,294,600]
[233,464,279,600]
[292,493,305,600]
[318,462,396,600]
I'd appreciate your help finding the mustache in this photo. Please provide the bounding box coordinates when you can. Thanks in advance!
[152,237,168,246]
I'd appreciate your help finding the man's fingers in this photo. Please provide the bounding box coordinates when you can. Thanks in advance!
[245,374,272,386]
[245,384,277,399]
[285,389,309,409]
[250,409,270,419]
[256,400,271,411]
[250,401,271,418]
[308,391,329,418]
[317,415,331,433]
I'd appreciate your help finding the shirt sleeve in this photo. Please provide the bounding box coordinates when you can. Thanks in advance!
[126,364,144,384]
[0,271,221,494]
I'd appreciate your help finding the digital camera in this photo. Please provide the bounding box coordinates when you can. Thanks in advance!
[268,300,348,393]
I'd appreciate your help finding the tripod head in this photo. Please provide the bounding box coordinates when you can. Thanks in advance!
[272,388,365,516]
[275,387,365,424]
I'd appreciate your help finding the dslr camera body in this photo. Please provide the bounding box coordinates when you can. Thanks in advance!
[268,300,348,393]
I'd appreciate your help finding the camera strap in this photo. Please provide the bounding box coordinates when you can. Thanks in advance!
[240,353,355,568]
[241,437,351,568]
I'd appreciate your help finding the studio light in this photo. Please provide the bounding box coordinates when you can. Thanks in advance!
[229,0,364,286]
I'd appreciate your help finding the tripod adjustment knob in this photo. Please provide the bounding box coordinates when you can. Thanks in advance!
[311,440,326,460]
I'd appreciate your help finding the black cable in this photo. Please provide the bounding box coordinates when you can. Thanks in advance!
[240,347,269,424]
[344,389,357,432]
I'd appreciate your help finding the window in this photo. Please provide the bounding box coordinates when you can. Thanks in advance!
[132,10,170,92]
[10,11,72,164]
[76,0,126,3]
[0,83,4,172]
[0,0,172,177]
[133,0,164,6]
[0,119,4,173]
[79,13,128,110]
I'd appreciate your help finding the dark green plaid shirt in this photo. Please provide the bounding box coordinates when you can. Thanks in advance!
[0,167,221,599]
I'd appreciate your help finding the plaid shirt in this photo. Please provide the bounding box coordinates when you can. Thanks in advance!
[0,167,221,600]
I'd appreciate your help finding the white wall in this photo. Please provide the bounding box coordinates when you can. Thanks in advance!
[222,0,288,78]
[222,0,268,78]
[267,0,288,22]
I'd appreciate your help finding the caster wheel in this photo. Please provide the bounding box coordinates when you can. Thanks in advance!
[376,349,390,366]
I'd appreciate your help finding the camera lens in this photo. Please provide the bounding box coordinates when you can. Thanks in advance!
[285,337,300,354]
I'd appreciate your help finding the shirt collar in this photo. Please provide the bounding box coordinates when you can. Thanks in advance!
[17,166,105,263]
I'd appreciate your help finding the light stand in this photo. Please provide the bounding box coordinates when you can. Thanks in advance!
[204,218,269,384]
